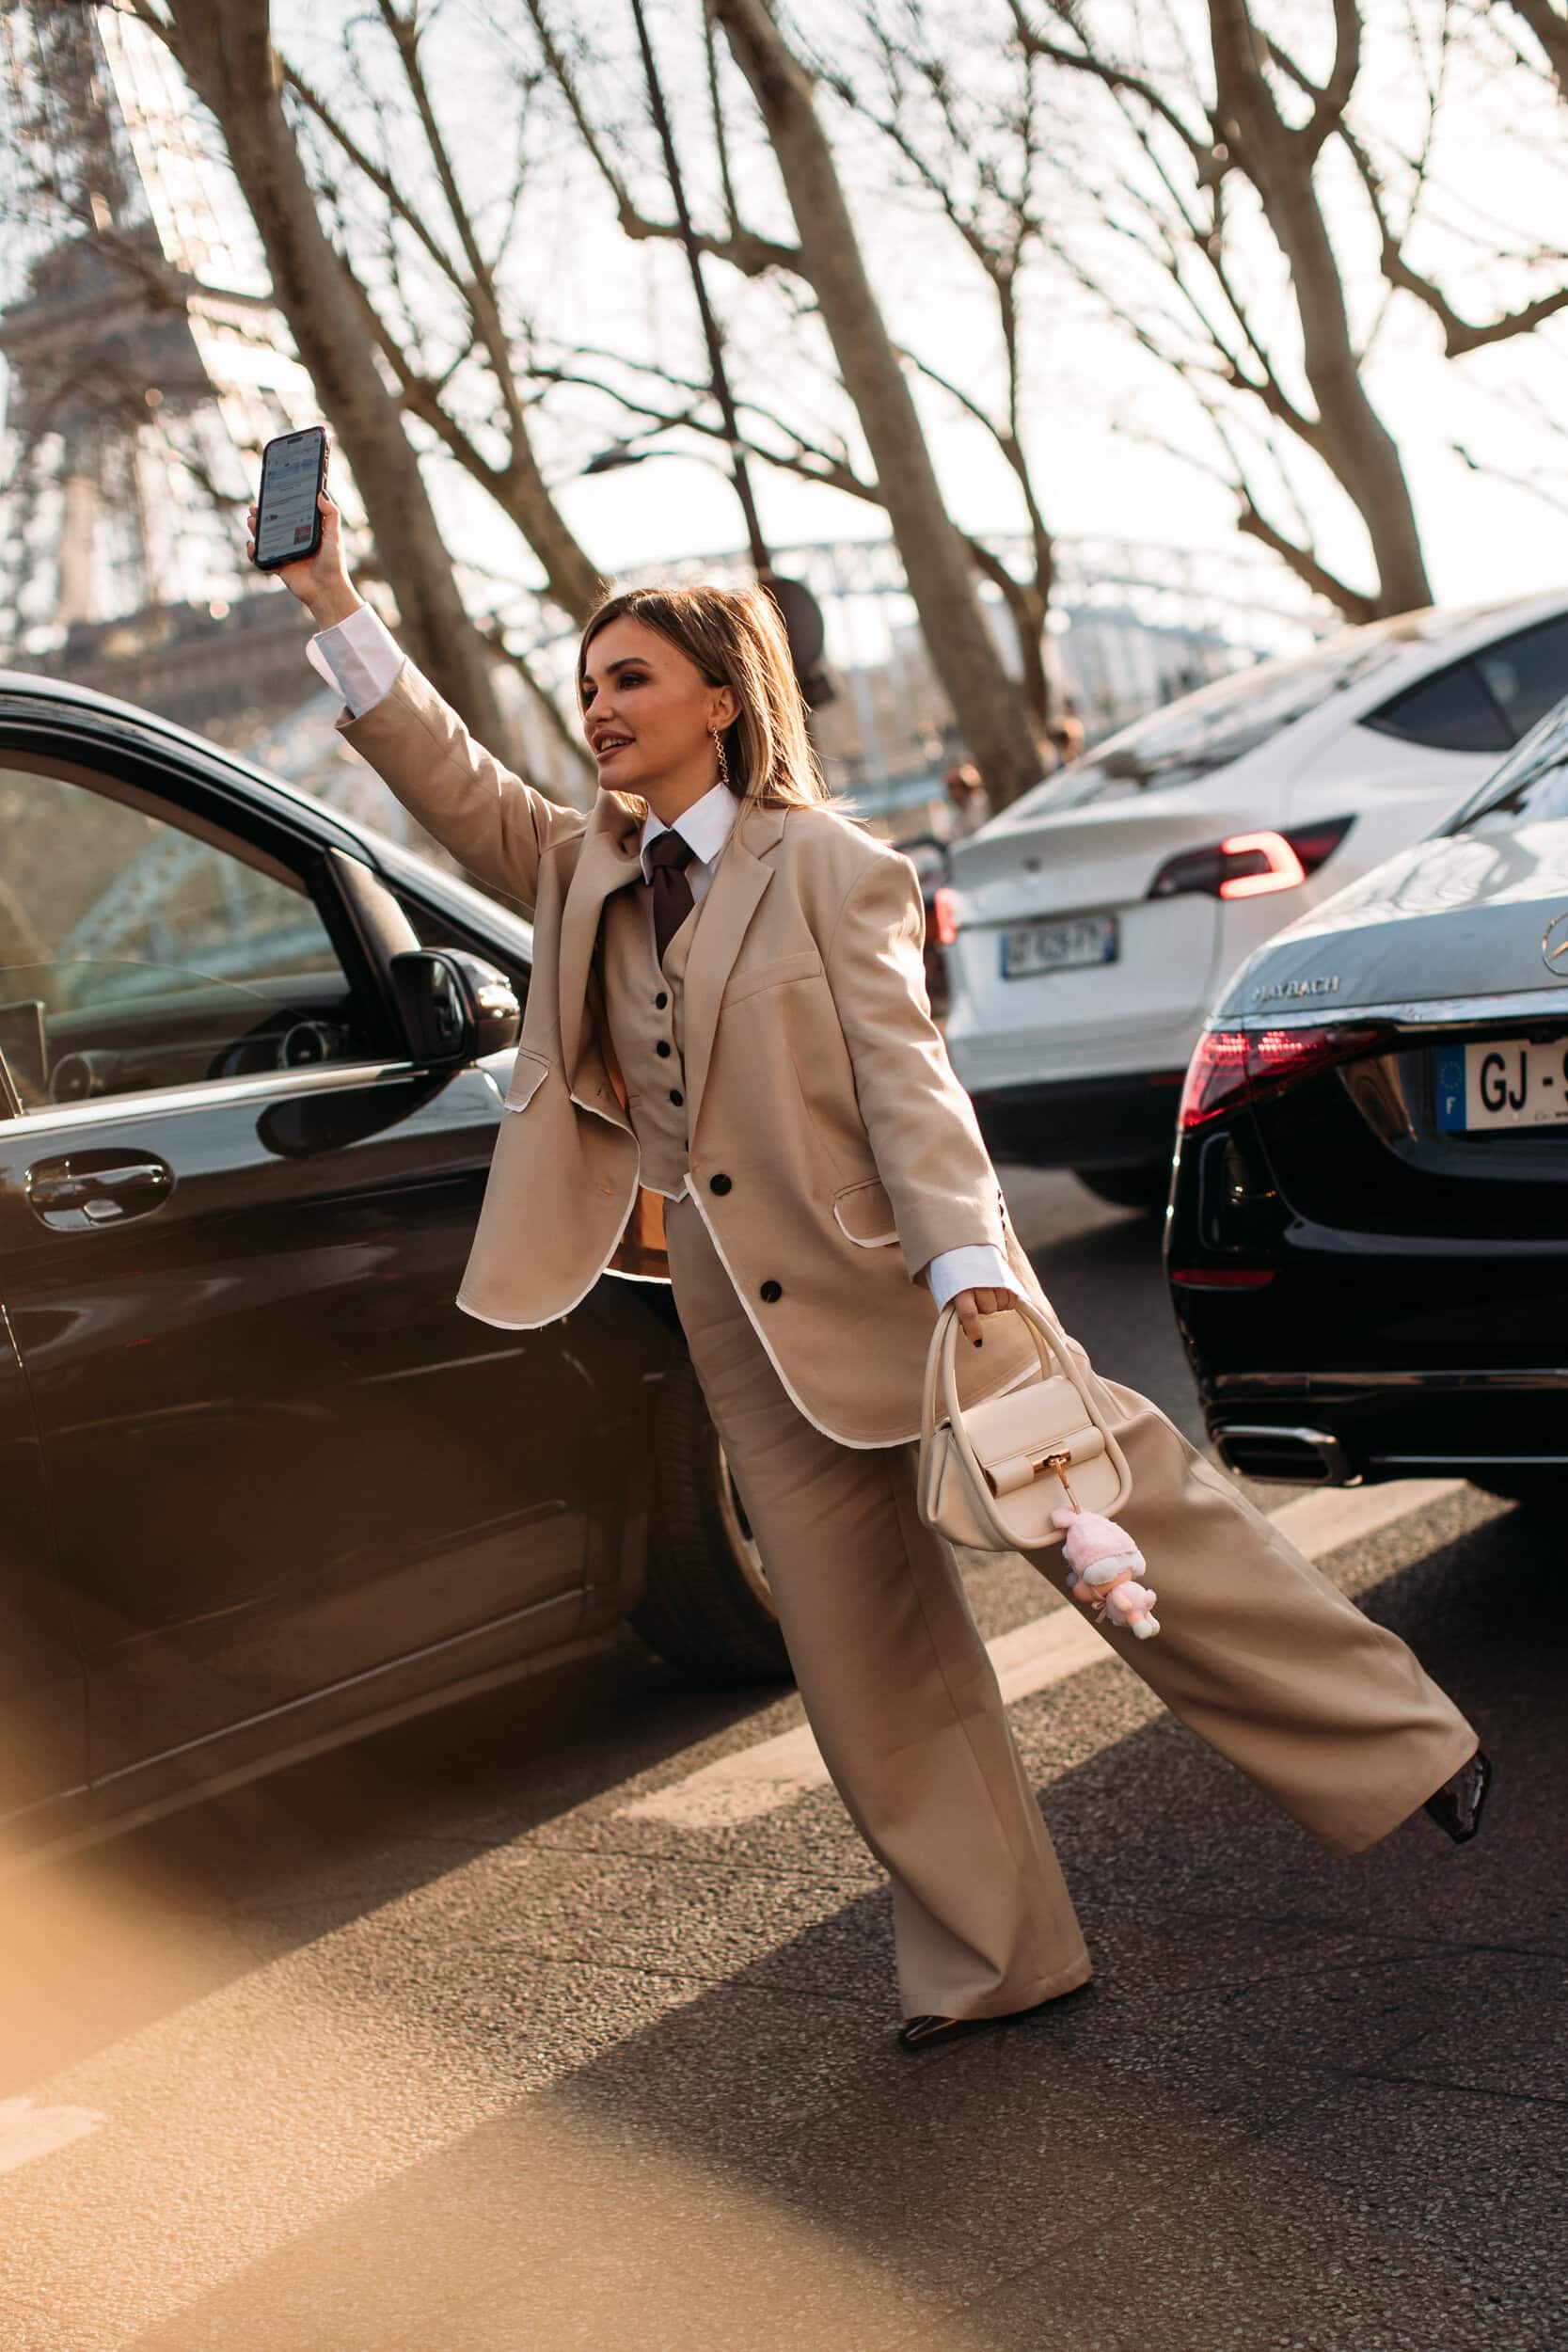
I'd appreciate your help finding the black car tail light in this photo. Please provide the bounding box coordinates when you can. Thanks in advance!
[1179,1028,1252,1128]
[1148,817,1354,901]
[1179,1023,1392,1130]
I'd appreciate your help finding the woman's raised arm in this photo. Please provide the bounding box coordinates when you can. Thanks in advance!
[245,470,585,914]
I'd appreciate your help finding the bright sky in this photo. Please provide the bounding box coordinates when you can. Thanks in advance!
[494,0,1568,621]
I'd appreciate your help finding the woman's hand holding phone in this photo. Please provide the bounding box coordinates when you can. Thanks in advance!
[245,430,361,631]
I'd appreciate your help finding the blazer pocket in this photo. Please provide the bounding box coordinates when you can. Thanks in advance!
[723,949,824,1007]
[502,1048,552,1113]
[832,1175,899,1248]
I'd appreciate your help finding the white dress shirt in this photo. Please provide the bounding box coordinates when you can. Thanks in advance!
[306,606,1018,1316]
[304,599,405,714]
[638,779,735,911]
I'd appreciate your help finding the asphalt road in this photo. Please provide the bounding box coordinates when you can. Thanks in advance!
[1,1173,1558,2352]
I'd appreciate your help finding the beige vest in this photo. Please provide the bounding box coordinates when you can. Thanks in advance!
[597,860,704,1200]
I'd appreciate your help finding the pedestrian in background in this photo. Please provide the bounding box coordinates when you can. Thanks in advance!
[245,468,1490,2051]
[942,759,991,839]
[1046,714,1085,766]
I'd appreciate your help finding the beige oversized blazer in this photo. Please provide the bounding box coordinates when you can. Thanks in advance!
[339,659,1047,1446]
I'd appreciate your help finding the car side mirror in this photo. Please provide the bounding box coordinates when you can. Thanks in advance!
[389,949,521,1067]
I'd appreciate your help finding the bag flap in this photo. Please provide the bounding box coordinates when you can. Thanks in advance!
[953,1375,1086,1469]
[985,1424,1104,1497]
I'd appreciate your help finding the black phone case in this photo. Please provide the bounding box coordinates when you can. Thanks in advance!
[253,428,327,571]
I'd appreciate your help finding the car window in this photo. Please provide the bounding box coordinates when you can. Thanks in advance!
[1446,698,1568,833]
[372,834,536,968]
[391,883,531,986]
[0,760,373,1113]
[1360,658,1512,755]
[1475,616,1568,742]
[1364,618,1568,758]
[996,613,1456,820]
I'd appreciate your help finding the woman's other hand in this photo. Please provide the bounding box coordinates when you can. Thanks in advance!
[951,1286,1014,1347]
[245,437,362,631]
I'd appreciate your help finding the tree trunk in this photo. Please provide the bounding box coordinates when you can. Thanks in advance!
[1209,0,1432,615]
[968,544,1051,728]
[712,0,1046,805]
[166,0,514,752]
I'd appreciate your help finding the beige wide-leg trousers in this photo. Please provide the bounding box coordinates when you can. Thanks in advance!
[663,1194,1477,2024]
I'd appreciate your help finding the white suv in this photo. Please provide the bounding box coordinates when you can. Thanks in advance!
[940,591,1568,1209]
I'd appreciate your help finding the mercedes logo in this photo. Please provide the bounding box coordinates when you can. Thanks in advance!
[1544,911,1568,977]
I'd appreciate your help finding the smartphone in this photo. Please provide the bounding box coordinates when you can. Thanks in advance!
[252,425,327,570]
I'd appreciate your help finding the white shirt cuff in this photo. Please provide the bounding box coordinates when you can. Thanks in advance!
[305,602,405,718]
[926,1243,1019,1311]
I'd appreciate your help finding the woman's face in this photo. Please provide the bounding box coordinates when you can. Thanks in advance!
[578,617,737,797]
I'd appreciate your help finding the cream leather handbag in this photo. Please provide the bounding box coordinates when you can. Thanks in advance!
[917,1294,1132,1552]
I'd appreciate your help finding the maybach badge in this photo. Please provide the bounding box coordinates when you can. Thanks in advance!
[1251,974,1341,1003]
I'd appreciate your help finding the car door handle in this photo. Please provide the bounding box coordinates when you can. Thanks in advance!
[26,1153,175,1230]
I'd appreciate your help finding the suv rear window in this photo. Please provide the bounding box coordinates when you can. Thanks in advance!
[1446,700,1568,832]
[999,606,1492,820]
[1362,660,1512,754]
[1478,615,1568,739]
[1365,617,1568,756]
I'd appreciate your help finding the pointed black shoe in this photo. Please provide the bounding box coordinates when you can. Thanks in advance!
[1423,1749,1493,1844]
[896,1980,1092,2050]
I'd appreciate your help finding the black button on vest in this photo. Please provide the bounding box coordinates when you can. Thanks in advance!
[654,991,668,1009]
[656,1040,672,1057]
[759,1279,782,1302]
[669,1089,684,1106]
[709,1172,732,1195]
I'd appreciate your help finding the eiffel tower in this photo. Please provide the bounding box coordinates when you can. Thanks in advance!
[0,2,329,753]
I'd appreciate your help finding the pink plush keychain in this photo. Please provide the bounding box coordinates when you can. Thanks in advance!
[1052,1506,1161,1640]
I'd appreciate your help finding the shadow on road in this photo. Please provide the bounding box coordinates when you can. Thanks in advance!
[94,1498,1567,2352]
[0,1631,779,2090]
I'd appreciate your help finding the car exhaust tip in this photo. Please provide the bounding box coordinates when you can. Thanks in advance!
[1212,1423,1351,1484]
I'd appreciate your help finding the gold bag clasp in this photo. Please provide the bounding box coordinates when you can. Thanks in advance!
[1028,1447,1081,1513]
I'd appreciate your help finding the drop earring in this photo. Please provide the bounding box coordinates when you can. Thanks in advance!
[711,726,731,789]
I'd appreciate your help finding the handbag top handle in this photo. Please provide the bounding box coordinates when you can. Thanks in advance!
[920,1289,1078,1454]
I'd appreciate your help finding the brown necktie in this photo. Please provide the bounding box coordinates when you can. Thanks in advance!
[646,829,696,962]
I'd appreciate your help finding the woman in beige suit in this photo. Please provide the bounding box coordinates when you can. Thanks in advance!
[250,482,1489,2051]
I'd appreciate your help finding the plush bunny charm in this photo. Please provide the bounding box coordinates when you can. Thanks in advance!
[1053,1506,1161,1640]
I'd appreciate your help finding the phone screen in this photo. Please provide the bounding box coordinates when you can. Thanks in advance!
[256,431,324,565]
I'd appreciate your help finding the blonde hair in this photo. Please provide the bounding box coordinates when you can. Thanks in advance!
[578,582,830,814]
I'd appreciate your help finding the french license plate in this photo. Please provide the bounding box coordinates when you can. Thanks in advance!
[1435,1039,1568,1132]
[1001,913,1119,980]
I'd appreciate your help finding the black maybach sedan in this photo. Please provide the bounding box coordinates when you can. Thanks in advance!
[1167,692,1568,1502]
[0,669,784,1862]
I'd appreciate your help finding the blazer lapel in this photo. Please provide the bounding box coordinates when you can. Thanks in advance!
[558,796,644,1088]
[683,799,786,1137]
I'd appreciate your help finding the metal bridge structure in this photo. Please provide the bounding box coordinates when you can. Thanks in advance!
[617,530,1326,660]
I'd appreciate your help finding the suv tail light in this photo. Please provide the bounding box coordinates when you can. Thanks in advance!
[1148,817,1354,902]
[1179,1023,1391,1129]
[932,885,960,946]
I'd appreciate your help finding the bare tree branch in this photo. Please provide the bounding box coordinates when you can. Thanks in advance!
[1502,0,1568,99]
[522,0,800,276]
[1005,0,1223,175]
